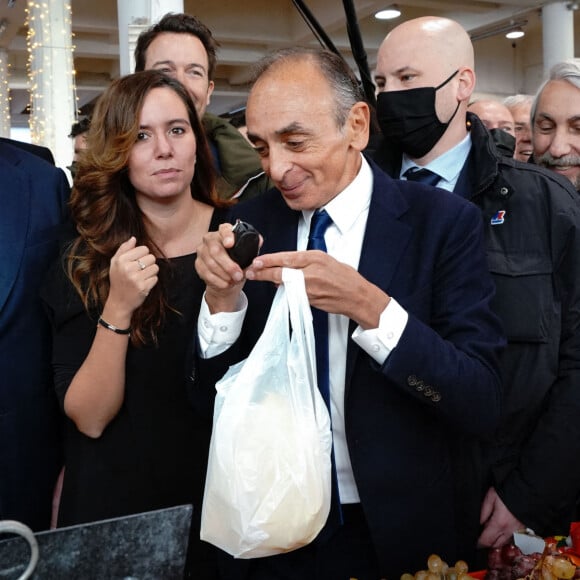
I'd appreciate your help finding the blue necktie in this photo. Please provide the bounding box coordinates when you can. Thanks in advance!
[307,209,343,539]
[404,167,441,187]
[307,210,333,407]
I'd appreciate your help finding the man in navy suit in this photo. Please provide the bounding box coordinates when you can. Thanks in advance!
[0,139,69,530]
[193,48,505,578]
[0,136,55,165]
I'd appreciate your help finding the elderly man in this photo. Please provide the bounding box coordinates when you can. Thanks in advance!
[468,99,515,135]
[468,99,516,156]
[504,94,534,162]
[373,16,580,559]
[532,61,580,190]
[193,46,505,578]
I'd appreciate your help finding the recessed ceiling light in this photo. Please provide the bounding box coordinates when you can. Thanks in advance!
[505,26,525,39]
[375,6,401,20]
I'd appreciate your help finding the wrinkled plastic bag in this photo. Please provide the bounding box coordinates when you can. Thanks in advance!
[200,268,332,559]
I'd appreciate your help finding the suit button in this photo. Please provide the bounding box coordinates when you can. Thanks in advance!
[432,392,442,402]
[408,375,418,386]
[424,386,433,396]
[415,380,425,392]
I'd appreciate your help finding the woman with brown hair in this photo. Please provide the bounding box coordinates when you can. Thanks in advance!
[41,70,228,572]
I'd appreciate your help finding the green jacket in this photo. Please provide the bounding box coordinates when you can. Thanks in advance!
[203,113,272,201]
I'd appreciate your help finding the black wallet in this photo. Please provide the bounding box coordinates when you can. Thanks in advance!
[227,220,260,269]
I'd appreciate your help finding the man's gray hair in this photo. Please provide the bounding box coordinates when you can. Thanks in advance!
[503,94,533,111]
[531,61,580,124]
[250,46,365,129]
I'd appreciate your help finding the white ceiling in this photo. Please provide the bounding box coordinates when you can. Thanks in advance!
[0,0,577,128]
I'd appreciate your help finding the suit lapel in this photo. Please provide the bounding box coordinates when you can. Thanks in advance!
[235,189,300,254]
[0,146,30,316]
[344,164,413,396]
[265,194,300,253]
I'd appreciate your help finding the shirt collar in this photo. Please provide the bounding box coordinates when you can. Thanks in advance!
[303,154,373,235]
[400,132,472,184]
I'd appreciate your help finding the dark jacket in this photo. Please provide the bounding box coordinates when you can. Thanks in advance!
[0,137,55,165]
[374,112,580,536]
[0,141,69,530]
[194,161,505,576]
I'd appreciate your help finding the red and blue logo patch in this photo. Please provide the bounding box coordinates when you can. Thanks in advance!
[491,210,506,225]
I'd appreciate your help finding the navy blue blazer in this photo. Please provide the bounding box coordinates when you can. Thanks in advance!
[0,141,70,530]
[0,137,55,165]
[195,161,505,575]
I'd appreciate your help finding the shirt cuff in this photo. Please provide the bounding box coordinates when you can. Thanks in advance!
[351,298,408,365]
[198,292,248,358]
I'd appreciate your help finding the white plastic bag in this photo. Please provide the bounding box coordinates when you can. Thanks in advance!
[200,268,332,559]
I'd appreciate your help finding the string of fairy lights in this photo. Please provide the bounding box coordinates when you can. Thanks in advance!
[24,0,76,144]
[0,49,10,136]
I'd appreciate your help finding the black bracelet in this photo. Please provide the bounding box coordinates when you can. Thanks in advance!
[97,316,131,335]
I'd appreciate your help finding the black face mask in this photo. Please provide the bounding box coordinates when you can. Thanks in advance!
[376,70,460,159]
[489,128,515,158]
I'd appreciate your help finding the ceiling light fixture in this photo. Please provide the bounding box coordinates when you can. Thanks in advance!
[471,19,527,42]
[505,24,525,39]
[375,5,401,20]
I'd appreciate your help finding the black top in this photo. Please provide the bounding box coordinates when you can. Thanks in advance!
[41,209,225,527]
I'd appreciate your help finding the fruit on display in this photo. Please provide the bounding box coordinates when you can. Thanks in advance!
[397,524,580,580]
[401,553,478,580]
[485,538,580,580]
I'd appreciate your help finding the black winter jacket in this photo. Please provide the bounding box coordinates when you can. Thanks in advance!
[373,113,580,536]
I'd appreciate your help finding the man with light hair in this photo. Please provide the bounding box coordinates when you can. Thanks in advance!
[468,99,515,135]
[531,61,580,190]
[503,94,533,162]
[468,98,516,156]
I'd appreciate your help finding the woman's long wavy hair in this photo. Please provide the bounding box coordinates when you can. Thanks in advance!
[67,69,220,346]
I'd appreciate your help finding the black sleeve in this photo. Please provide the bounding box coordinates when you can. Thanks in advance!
[40,254,96,410]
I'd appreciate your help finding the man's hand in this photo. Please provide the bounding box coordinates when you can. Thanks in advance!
[195,223,248,314]
[478,486,526,548]
[246,250,390,329]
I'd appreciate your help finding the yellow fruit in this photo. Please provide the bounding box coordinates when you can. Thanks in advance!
[548,556,576,580]
[428,554,444,574]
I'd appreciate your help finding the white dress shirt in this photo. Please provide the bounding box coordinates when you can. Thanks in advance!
[198,155,409,503]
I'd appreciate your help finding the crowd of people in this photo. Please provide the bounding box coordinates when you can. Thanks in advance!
[1,11,579,580]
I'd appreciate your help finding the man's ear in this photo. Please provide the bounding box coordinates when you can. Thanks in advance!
[457,67,476,102]
[206,80,215,108]
[348,101,370,152]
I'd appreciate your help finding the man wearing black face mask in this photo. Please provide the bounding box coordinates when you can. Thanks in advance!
[373,16,580,560]
[376,68,461,160]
